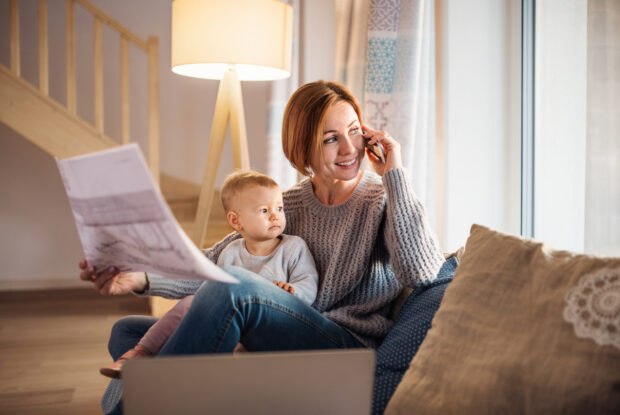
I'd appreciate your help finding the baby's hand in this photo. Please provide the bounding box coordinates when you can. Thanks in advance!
[273,280,295,294]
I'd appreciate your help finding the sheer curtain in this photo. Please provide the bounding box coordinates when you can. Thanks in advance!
[364,0,437,223]
[265,0,300,191]
[334,0,370,103]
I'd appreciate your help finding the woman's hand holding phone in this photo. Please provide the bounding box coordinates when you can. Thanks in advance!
[365,135,386,164]
[361,123,402,176]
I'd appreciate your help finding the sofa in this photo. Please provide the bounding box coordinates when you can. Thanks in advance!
[372,224,620,415]
[104,224,618,414]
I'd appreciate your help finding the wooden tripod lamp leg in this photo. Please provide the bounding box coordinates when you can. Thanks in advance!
[193,69,251,248]
[228,69,250,170]
[193,73,232,247]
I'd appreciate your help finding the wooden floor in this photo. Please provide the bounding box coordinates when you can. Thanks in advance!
[0,289,150,414]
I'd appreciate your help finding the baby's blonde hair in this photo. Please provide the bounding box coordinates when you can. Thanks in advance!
[220,170,280,212]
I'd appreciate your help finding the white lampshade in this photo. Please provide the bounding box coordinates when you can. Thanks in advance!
[171,0,293,81]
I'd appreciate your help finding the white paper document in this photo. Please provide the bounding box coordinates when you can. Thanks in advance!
[56,144,237,283]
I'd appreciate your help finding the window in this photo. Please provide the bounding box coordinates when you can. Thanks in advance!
[524,0,619,255]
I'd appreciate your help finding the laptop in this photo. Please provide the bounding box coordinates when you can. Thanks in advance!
[123,349,376,415]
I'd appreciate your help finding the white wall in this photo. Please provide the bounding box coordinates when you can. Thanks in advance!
[439,0,522,252]
[0,126,85,290]
[0,0,336,290]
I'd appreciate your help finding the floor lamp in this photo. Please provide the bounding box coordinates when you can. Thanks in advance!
[171,0,293,248]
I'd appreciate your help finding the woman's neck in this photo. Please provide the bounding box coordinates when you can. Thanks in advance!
[310,171,364,205]
[244,236,282,256]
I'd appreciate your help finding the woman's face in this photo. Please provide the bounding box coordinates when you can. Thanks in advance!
[311,101,365,182]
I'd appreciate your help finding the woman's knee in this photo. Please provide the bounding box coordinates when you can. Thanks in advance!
[189,267,277,314]
[197,266,268,296]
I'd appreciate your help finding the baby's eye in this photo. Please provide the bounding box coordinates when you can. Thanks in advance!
[277,206,283,212]
[259,208,268,213]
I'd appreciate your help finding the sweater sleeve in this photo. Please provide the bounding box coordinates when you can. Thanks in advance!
[201,231,243,262]
[285,237,319,306]
[382,167,444,287]
[143,231,242,299]
[142,274,203,299]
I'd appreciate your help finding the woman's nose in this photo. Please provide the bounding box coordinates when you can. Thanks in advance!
[339,135,357,154]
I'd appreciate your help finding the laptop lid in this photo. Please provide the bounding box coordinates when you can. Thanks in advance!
[123,349,375,415]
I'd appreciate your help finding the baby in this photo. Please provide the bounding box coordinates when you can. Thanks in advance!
[100,171,319,378]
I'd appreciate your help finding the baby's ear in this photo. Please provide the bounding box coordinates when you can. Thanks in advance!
[227,211,242,231]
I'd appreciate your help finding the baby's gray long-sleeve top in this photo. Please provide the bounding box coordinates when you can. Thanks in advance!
[145,168,444,347]
[216,234,318,306]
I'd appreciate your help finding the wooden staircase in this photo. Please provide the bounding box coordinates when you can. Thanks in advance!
[1,0,232,316]
[0,64,117,157]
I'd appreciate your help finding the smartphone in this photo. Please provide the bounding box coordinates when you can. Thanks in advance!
[365,134,386,164]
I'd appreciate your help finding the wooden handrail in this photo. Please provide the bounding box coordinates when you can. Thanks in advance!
[74,0,148,51]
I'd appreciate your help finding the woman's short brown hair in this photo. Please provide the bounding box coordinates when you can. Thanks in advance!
[282,80,362,176]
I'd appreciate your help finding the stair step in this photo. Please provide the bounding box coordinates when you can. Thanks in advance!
[160,173,233,248]
[161,173,227,223]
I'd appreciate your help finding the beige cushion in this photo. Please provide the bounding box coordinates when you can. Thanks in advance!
[386,224,620,415]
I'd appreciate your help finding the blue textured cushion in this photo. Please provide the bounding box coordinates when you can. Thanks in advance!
[372,257,458,415]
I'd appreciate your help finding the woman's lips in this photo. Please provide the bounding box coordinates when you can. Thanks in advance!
[336,158,357,168]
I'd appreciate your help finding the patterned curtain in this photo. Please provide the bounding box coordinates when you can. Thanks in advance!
[265,0,301,191]
[364,0,437,222]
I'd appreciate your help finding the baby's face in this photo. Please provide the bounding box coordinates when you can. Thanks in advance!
[230,185,285,242]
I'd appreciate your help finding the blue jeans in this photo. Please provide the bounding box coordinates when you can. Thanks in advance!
[102,266,363,414]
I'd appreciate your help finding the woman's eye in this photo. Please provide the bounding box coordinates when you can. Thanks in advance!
[323,136,337,144]
[350,127,360,135]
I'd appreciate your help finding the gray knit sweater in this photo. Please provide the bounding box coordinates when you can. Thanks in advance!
[145,168,444,347]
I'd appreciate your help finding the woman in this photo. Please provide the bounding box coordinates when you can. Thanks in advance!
[81,81,445,413]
